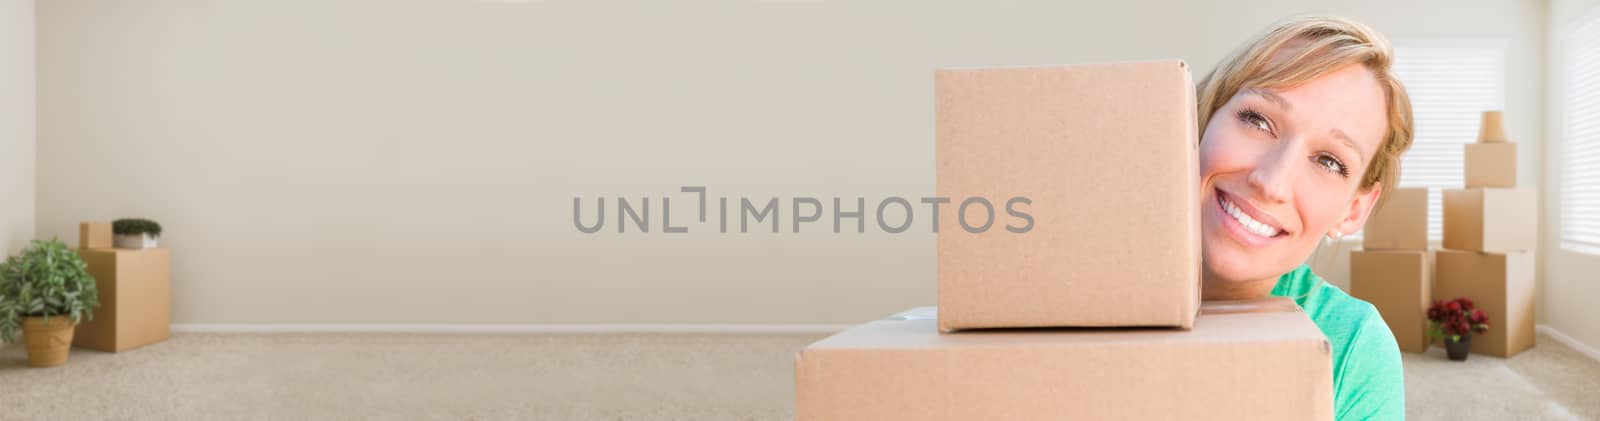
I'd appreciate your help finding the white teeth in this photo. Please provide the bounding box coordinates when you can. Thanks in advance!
[1222,197,1280,238]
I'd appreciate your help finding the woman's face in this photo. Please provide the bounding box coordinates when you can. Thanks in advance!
[1199,64,1390,284]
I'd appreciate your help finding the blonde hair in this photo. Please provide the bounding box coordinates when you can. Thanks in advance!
[1197,15,1414,204]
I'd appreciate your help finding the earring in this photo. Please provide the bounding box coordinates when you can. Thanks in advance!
[1327,231,1344,241]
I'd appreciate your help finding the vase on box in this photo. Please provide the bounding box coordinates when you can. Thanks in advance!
[113,233,158,249]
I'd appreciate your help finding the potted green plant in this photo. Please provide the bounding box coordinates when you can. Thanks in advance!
[0,239,100,367]
[112,218,162,249]
[1427,297,1489,361]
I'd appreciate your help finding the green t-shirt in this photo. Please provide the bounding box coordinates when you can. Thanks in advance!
[1272,265,1405,420]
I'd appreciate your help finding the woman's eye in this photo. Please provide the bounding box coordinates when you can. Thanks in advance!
[1315,154,1350,178]
[1237,109,1273,134]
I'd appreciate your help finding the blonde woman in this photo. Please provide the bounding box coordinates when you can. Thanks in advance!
[1198,15,1412,419]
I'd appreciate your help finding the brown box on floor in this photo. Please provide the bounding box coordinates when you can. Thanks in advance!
[1349,249,1431,353]
[1434,249,1535,357]
[79,222,112,249]
[795,298,1331,421]
[1362,188,1428,250]
[1464,142,1517,188]
[935,60,1200,331]
[74,248,171,352]
[1442,188,1537,253]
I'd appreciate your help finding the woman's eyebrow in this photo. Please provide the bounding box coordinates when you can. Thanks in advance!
[1244,88,1293,111]
[1329,128,1364,166]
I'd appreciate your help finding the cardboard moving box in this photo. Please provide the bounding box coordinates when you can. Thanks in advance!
[1349,249,1431,353]
[74,248,171,352]
[1434,249,1536,358]
[795,299,1332,421]
[1361,188,1428,250]
[936,60,1200,331]
[79,222,112,249]
[1442,188,1537,253]
[1464,143,1517,188]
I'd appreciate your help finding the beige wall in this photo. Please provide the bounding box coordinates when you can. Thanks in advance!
[36,0,1547,324]
[1,0,33,257]
[0,0,33,372]
[1544,0,1600,352]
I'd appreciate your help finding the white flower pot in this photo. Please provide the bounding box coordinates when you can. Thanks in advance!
[113,233,159,249]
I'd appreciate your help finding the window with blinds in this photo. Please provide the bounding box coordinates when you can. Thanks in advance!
[1385,41,1507,240]
[1562,15,1600,253]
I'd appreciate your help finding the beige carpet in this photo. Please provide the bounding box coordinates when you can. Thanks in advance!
[1402,337,1600,420]
[0,332,1595,420]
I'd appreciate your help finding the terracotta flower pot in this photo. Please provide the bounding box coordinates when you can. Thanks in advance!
[1445,333,1473,361]
[21,316,77,367]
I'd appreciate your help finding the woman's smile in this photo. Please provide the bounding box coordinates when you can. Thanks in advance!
[1214,189,1288,246]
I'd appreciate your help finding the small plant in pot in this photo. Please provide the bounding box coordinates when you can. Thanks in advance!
[1427,297,1489,361]
[0,239,100,367]
[112,218,162,249]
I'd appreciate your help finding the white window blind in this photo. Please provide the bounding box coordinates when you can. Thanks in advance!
[1562,15,1600,253]
[1387,41,1507,240]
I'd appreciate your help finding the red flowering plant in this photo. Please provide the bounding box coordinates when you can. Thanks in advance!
[1427,297,1489,343]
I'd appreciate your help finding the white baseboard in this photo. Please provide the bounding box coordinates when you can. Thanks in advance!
[76,324,1600,359]
[169,323,853,334]
[1537,324,1600,363]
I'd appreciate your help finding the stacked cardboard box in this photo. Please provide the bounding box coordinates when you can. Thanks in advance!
[797,301,1331,420]
[1437,111,1538,358]
[73,222,171,352]
[795,61,1333,420]
[1434,249,1536,357]
[933,60,1201,331]
[1348,188,1432,353]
